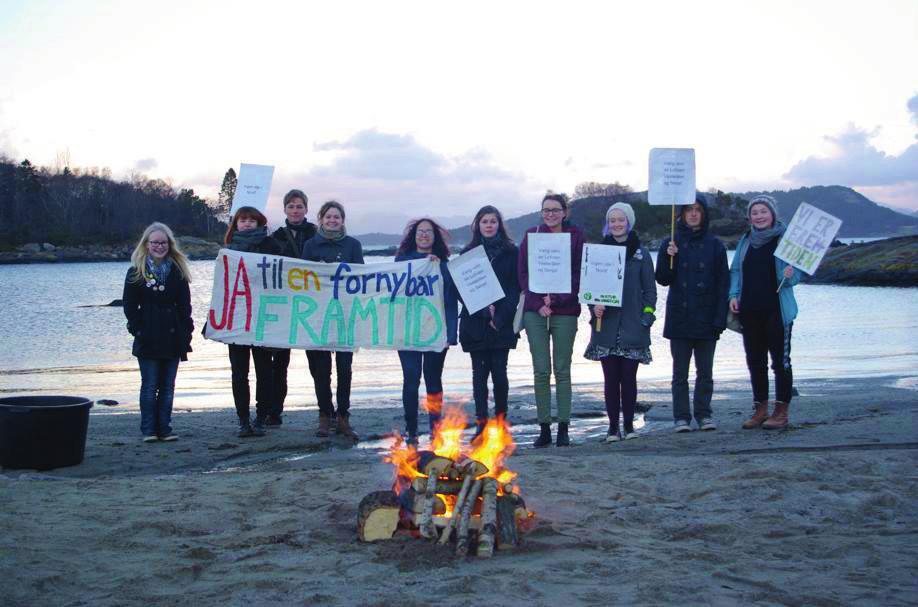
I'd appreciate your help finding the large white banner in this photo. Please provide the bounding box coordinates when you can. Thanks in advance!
[230,163,275,215]
[204,249,448,351]
[774,202,843,275]
[527,233,572,294]
[449,245,505,315]
[648,148,696,205]
[579,244,626,307]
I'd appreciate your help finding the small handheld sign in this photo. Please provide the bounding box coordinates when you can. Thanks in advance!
[230,163,275,215]
[774,202,843,290]
[649,148,696,269]
[450,246,505,315]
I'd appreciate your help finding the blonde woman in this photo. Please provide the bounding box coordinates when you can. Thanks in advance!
[122,222,194,443]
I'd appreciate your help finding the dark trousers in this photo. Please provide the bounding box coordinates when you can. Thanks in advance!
[137,357,179,437]
[228,344,274,421]
[470,348,510,422]
[600,355,640,433]
[306,350,353,417]
[398,348,447,437]
[740,310,793,404]
[670,338,717,423]
[269,349,291,416]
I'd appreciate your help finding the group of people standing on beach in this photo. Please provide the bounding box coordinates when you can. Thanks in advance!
[122,190,801,447]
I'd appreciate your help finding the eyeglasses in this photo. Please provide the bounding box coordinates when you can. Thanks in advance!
[148,241,169,247]
[541,208,564,215]
[416,229,435,236]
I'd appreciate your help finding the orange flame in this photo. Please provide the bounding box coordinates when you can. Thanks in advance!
[469,415,517,487]
[383,434,421,494]
[430,407,467,462]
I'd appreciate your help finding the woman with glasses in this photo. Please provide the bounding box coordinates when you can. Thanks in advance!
[122,223,194,443]
[395,218,457,445]
[518,193,585,447]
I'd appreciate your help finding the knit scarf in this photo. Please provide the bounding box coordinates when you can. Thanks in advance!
[227,225,268,251]
[602,230,640,260]
[318,225,347,241]
[481,234,505,261]
[748,221,786,249]
[145,256,172,285]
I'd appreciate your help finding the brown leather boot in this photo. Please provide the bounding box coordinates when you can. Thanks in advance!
[742,401,770,429]
[316,414,331,438]
[762,401,789,430]
[336,414,359,441]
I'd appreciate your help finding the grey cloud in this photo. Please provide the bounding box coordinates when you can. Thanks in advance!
[908,93,918,125]
[134,157,158,171]
[313,130,444,180]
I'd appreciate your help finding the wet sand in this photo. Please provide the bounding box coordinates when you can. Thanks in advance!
[2,376,917,606]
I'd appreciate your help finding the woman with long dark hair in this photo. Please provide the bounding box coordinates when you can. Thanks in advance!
[302,200,364,440]
[122,222,194,443]
[395,217,457,445]
[458,205,520,438]
[518,193,585,447]
[223,206,282,437]
[729,195,800,430]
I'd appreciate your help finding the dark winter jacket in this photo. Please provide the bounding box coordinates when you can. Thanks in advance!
[457,242,521,352]
[123,265,194,361]
[395,250,459,346]
[272,220,317,259]
[588,232,657,349]
[655,199,730,340]
[518,223,585,316]
[302,234,365,264]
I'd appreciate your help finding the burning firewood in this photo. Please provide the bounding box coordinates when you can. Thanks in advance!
[357,491,402,542]
[419,455,454,540]
[438,459,488,545]
[496,495,520,549]
[455,479,484,557]
[476,478,498,558]
[411,477,465,495]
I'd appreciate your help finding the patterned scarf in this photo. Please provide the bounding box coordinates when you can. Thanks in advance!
[145,256,172,285]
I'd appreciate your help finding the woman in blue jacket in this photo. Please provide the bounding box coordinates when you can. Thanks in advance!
[395,218,458,445]
[729,195,801,430]
[457,206,520,438]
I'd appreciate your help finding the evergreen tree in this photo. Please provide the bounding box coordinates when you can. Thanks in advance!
[215,168,237,222]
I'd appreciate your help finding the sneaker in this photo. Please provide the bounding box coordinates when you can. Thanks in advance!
[142,435,158,443]
[604,432,621,443]
[405,434,419,448]
[623,430,638,440]
[160,434,179,442]
[698,418,717,431]
[252,416,267,435]
[673,420,692,433]
[264,414,282,427]
[238,421,255,438]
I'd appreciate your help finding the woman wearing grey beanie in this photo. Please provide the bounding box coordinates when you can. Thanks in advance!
[728,195,801,430]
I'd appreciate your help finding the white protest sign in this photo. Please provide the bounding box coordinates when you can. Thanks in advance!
[579,244,626,307]
[774,202,842,275]
[648,148,696,205]
[527,232,571,294]
[449,246,506,315]
[230,163,275,215]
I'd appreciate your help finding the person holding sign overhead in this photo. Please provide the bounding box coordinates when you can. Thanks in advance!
[265,189,317,426]
[302,200,364,441]
[395,218,458,446]
[584,203,657,442]
[457,206,521,438]
[122,222,194,443]
[729,195,800,430]
[518,193,585,448]
[655,194,729,433]
[223,206,282,438]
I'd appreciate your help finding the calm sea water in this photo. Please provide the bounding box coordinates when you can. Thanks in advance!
[1,254,915,411]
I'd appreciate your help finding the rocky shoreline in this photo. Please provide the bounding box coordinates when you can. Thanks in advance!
[0,236,223,264]
[803,235,918,287]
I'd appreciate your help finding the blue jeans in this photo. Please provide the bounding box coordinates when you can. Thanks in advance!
[398,349,447,437]
[138,357,180,437]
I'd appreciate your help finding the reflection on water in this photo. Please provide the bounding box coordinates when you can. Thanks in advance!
[1,254,916,411]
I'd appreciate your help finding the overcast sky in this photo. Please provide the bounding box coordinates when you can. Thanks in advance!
[1,0,916,232]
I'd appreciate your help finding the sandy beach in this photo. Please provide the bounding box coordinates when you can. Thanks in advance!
[2,374,917,606]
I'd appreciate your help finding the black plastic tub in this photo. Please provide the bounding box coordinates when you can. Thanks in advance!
[0,396,93,470]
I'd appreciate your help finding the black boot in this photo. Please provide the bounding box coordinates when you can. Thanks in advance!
[533,423,552,448]
[556,422,570,447]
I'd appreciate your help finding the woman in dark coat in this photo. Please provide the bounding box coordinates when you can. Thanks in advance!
[656,193,729,433]
[223,206,283,437]
[122,222,194,443]
[302,200,364,440]
[586,203,657,442]
[395,218,458,445]
[265,189,317,425]
[457,205,520,438]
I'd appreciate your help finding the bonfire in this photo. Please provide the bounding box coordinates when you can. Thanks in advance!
[357,407,532,558]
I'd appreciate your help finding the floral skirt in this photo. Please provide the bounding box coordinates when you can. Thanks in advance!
[584,342,652,364]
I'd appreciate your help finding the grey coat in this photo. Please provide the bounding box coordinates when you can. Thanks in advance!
[588,244,657,349]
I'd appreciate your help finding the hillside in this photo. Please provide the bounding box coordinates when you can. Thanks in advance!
[740,186,918,237]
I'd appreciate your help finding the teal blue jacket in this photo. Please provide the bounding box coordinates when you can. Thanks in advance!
[729,232,801,327]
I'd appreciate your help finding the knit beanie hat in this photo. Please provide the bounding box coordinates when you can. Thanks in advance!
[607,202,636,232]
[747,194,779,221]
